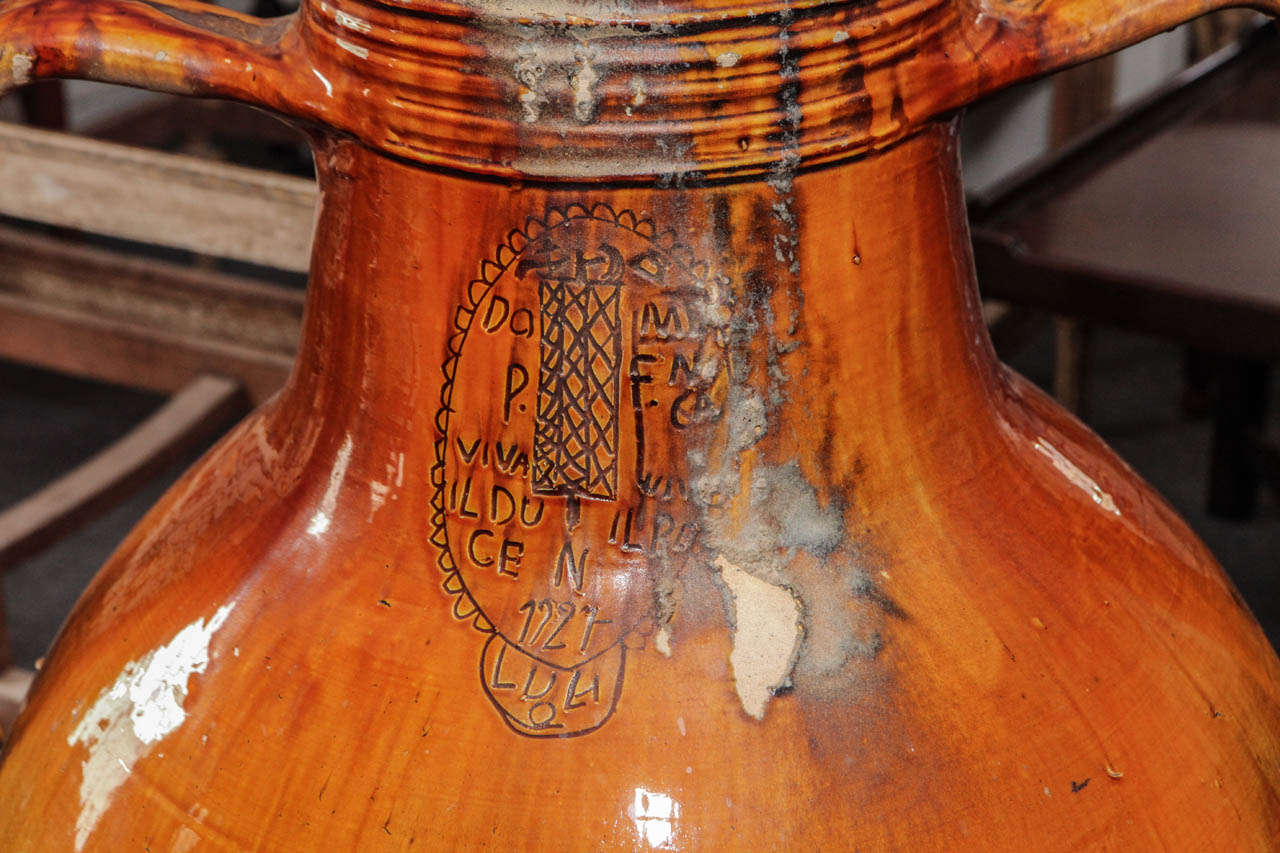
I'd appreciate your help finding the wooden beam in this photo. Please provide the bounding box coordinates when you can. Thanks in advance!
[1050,56,1117,148]
[0,667,34,739]
[0,224,301,401]
[0,375,246,571]
[0,120,316,272]
[0,294,294,403]
[969,24,1276,222]
[982,301,1045,356]
[0,589,10,671]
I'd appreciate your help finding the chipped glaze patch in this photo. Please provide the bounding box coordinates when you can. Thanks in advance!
[66,604,234,850]
[1034,437,1120,516]
[715,557,803,720]
[368,449,405,522]
[9,51,33,86]
[570,48,600,123]
[654,626,673,657]
[171,826,201,853]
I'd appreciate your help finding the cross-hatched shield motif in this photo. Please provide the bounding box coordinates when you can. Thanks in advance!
[533,272,622,501]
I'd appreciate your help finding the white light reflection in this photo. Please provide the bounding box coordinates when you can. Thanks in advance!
[305,512,330,537]
[632,788,680,849]
[312,67,334,97]
[307,435,354,537]
[1033,437,1120,516]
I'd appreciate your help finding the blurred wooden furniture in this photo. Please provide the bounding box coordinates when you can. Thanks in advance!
[972,23,1280,518]
[0,121,313,395]
[0,121,315,733]
[1045,51,1116,416]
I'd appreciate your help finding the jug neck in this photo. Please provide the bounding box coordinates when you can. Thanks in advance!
[281,120,1002,490]
[283,0,1251,183]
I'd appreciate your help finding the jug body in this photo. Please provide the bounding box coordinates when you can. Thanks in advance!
[2,0,1280,846]
[0,120,1278,849]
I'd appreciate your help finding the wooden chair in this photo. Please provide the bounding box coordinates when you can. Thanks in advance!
[0,119,316,732]
[972,23,1280,519]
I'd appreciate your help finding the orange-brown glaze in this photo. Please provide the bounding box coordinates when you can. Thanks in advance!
[1,0,1279,848]
[3,0,1279,179]
[1,123,1277,849]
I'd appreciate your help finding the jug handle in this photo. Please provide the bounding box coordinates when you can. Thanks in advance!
[0,0,326,122]
[959,0,1280,97]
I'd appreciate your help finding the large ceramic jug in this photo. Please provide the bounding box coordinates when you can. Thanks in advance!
[2,0,1279,847]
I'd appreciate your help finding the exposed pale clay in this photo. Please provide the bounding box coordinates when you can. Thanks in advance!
[368,450,404,521]
[513,53,547,123]
[715,557,803,720]
[171,826,201,853]
[9,51,33,85]
[571,50,600,123]
[66,605,234,850]
[654,626,672,657]
[369,479,391,520]
[629,76,647,108]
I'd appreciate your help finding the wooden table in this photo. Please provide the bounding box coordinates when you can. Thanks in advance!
[973,23,1280,518]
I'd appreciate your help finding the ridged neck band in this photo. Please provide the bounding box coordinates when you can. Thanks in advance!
[296,0,998,181]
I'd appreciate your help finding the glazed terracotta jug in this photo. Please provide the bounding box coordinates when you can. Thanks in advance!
[2,0,1280,847]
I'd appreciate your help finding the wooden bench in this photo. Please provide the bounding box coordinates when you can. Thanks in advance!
[0,118,316,734]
